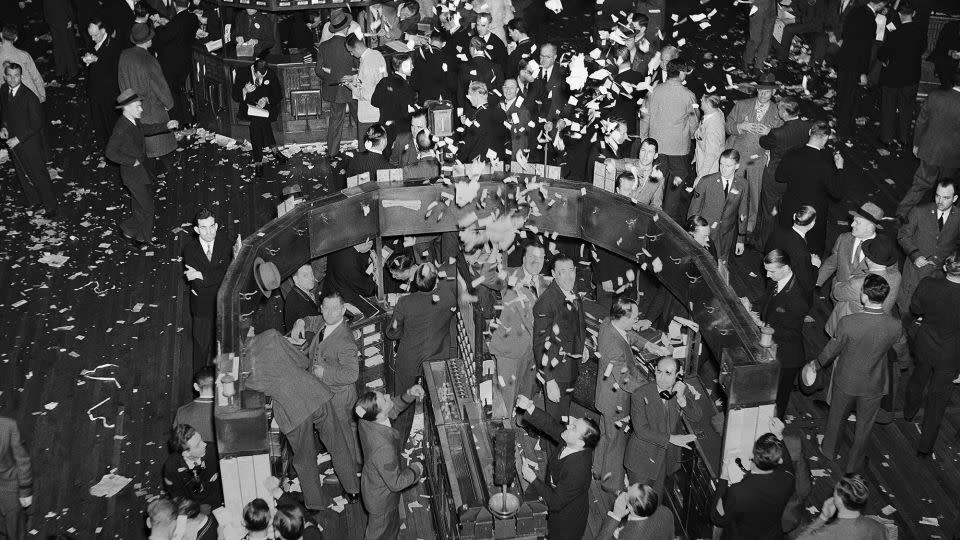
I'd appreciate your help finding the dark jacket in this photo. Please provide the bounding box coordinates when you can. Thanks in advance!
[87,34,122,106]
[458,55,504,103]
[385,279,457,376]
[182,231,232,320]
[358,395,421,514]
[478,32,508,73]
[372,73,416,129]
[878,20,925,87]
[817,307,907,397]
[522,408,592,540]
[105,116,171,186]
[914,88,960,169]
[836,5,877,74]
[345,150,392,180]
[624,381,703,485]
[233,10,275,54]
[174,397,215,444]
[457,103,506,162]
[712,468,796,540]
[776,145,843,254]
[760,275,810,368]
[911,277,960,370]
[316,34,356,103]
[153,8,200,81]
[507,38,537,79]
[283,285,320,333]
[765,225,816,296]
[759,118,812,185]
[321,247,377,307]
[0,84,44,159]
[101,0,135,44]
[529,65,568,123]
[411,45,456,102]
[232,65,283,121]
[161,452,224,508]
[532,281,586,386]
[929,20,959,84]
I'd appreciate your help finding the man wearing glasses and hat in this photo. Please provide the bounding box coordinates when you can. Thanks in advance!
[106,88,179,248]
[724,72,784,240]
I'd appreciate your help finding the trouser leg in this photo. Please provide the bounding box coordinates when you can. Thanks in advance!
[313,401,360,494]
[879,86,897,143]
[904,356,932,418]
[661,154,691,224]
[897,85,917,145]
[836,70,858,138]
[846,394,881,472]
[191,315,214,373]
[0,489,23,540]
[122,178,155,242]
[821,388,854,458]
[391,371,419,450]
[755,9,777,69]
[364,508,400,540]
[775,366,800,419]
[286,419,325,510]
[743,158,765,234]
[917,370,956,453]
[326,101,347,156]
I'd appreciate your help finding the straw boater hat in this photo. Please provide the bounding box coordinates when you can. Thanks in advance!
[253,257,281,297]
[130,23,155,45]
[115,89,141,108]
[329,11,352,34]
[849,201,885,230]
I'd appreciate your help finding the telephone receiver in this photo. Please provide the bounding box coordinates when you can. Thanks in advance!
[658,373,685,401]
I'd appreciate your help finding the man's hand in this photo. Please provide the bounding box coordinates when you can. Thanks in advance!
[669,433,696,448]
[859,74,868,86]
[545,380,561,403]
[736,122,754,134]
[290,319,306,340]
[407,384,425,400]
[756,124,771,136]
[611,491,631,520]
[735,242,745,256]
[184,265,203,281]
[19,495,31,508]
[6,136,19,149]
[0,127,8,139]
[244,82,256,94]
[818,497,838,522]
[811,254,822,268]
[236,36,245,44]
[672,176,683,187]
[769,416,785,440]
[833,152,844,169]
[167,120,179,130]
[633,318,653,331]
[515,394,535,414]
[257,97,269,108]
[410,461,424,477]
[520,460,537,482]
[915,255,933,268]
[913,145,919,157]
[312,364,325,378]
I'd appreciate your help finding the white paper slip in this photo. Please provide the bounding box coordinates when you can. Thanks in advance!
[247,104,269,118]
[881,505,896,516]
[919,517,939,526]
[205,39,223,52]
[365,354,384,367]
[363,346,380,357]
[366,378,384,388]
[363,333,380,346]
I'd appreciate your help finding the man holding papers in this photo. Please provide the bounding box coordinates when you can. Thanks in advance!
[232,57,287,177]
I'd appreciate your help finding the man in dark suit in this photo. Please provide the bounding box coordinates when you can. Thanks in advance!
[43,0,80,79]
[594,296,669,493]
[597,483,675,539]
[877,3,924,150]
[500,78,531,157]
[834,0,885,138]
[687,149,750,263]
[152,0,199,124]
[174,366,217,444]
[810,274,907,472]
[766,205,819,297]
[533,255,586,429]
[344,123,392,181]
[322,240,377,308]
[0,412,32,540]
[777,121,845,254]
[411,30,455,103]
[162,424,223,509]
[896,72,960,218]
[897,178,960,316]
[904,254,960,457]
[106,89,178,247]
[284,264,320,333]
[371,54,416,161]
[83,17,121,148]
[776,0,829,66]
[232,58,285,176]
[743,0,778,72]
[0,63,58,216]
[182,208,233,371]
[315,12,356,157]
[757,98,811,241]
[385,262,457,447]
[516,394,598,540]
[759,249,811,418]
[389,109,428,168]
[529,43,567,146]
[506,19,536,80]
[457,81,505,162]
[458,37,504,106]
[233,8,275,56]
[474,12,507,72]
[624,357,702,494]
[101,0,136,44]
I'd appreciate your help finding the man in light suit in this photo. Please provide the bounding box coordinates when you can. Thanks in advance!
[688,149,750,263]
[743,0,778,72]
[816,202,881,291]
[809,274,907,473]
[725,73,784,236]
[897,178,960,316]
[896,72,960,218]
[0,411,32,540]
[594,295,669,493]
[624,356,701,494]
[694,94,726,185]
[487,242,548,417]
[291,292,362,473]
[640,62,699,223]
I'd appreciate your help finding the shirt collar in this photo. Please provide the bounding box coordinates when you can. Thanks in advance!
[612,322,629,342]
[938,207,951,218]
[8,84,19,96]
[200,237,215,252]
[558,447,583,460]
[95,34,108,50]
[324,319,343,336]
[776,271,793,292]
[792,225,807,238]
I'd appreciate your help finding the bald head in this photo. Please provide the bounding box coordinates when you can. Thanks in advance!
[655,356,680,391]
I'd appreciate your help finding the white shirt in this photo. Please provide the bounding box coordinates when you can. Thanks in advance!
[792,225,807,239]
[8,84,19,98]
[94,34,108,52]
[323,319,343,340]
[938,208,951,222]
[558,447,583,460]
[775,271,793,293]
[521,269,540,290]
[851,233,876,264]
[720,175,733,193]
[200,238,215,256]
[125,0,135,11]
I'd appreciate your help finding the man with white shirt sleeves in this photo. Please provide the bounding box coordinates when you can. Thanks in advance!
[182,208,235,372]
[345,33,386,144]
[516,394,598,540]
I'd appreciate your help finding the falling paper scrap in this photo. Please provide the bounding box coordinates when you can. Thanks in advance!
[38,252,70,268]
[89,473,132,497]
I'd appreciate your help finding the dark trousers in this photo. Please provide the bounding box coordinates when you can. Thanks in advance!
[249,117,276,163]
[897,161,959,218]
[821,390,882,472]
[835,69,861,138]
[660,153,691,224]
[880,84,917,145]
[191,314,214,374]
[49,24,79,78]
[0,489,23,540]
[626,460,667,496]
[167,72,192,125]
[364,508,401,540]
[120,174,155,242]
[326,100,348,156]
[776,365,801,419]
[776,22,828,65]
[286,401,361,510]
[391,370,419,450]
[90,97,118,148]
[757,171,786,245]
[904,357,958,453]
[743,0,777,70]
[11,145,57,213]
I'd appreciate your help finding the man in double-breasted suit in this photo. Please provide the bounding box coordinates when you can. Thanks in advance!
[533,256,586,431]
[688,149,750,262]
[153,0,199,124]
[1,63,58,215]
[765,213,818,297]
[182,209,233,372]
[897,179,960,315]
[0,414,32,540]
[106,89,178,246]
[625,357,702,494]
[811,273,907,472]
[315,12,356,157]
[101,0,135,44]
[725,74,784,235]
[294,292,362,467]
[594,296,670,493]
[896,78,960,218]
[84,18,121,147]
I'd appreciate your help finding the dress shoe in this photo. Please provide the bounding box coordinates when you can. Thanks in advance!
[916,450,932,460]
[344,492,361,504]
[273,150,289,163]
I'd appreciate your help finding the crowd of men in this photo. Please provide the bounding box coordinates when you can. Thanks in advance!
[2,0,960,538]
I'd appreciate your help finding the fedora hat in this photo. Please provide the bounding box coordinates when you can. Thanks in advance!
[115,88,141,108]
[849,201,885,229]
[253,257,281,297]
[754,72,779,90]
[862,236,897,267]
[329,11,352,34]
[130,22,155,45]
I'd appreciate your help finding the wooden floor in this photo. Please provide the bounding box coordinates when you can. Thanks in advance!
[1,1,958,539]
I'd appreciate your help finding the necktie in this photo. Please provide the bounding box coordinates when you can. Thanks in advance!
[204,244,212,261]
[939,213,945,231]
[541,68,548,80]
[852,239,863,265]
